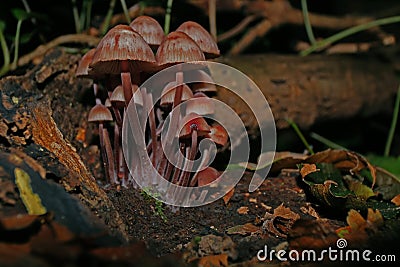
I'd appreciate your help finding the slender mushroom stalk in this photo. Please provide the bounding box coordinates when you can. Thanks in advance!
[88,103,117,184]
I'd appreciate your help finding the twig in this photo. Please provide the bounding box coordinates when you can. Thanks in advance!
[300,15,400,56]
[217,15,257,42]
[17,34,100,67]
[209,0,217,41]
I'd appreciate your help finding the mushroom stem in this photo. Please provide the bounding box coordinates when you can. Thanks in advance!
[102,125,118,184]
[121,71,132,105]
[171,144,185,184]
[179,129,198,187]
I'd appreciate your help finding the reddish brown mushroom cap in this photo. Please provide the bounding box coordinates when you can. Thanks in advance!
[197,167,220,186]
[110,84,143,107]
[191,70,217,93]
[89,24,156,74]
[207,123,228,146]
[155,31,205,68]
[160,81,193,107]
[130,16,164,49]
[76,48,97,78]
[176,21,220,59]
[88,103,113,122]
[179,113,210,139]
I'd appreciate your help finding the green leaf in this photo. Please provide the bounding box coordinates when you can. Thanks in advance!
[11,8,29,21]
[367,154,400,178]
[19,31,36,44]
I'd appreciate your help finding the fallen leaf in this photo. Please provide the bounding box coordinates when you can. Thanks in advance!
[237,206,249,214]
[391,194,400,206]
[223,188,234,205]
[14,167,47,215]
[336,208,384,243]
[299,163,319,177]
[198,234,237,260]
[198,254,228,267]
[300,204,320,219]
[226,223,260,236]
[262,204,300,238]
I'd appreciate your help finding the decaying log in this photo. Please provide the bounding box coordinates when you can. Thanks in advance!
[216,54,398,131]
[0,49,128,241]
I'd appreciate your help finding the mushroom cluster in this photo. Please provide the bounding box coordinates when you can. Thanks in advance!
[76,16,227,188]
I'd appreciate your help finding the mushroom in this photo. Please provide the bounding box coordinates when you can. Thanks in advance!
[88,103,117,184]
[193,166,220,186]
[76,48,102,104]
[207,122,229,147]
[177,112,211,186]
[89,24,156,105]
[160,81,193,108]
[185,92,214,116]
[129,15,164,50]
[190,70,217,93]
[176,21,220,59]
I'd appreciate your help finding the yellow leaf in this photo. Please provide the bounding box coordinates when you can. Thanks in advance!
[14,168,47,215]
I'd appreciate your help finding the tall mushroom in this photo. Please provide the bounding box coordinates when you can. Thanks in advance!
[130,15,164,50]
[76,48,102,104]
[89,24,156,106]
[176,21,220,59]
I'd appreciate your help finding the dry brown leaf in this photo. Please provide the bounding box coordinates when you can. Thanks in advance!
[237,206,249,214]
[198,254,228,267]
[299,163,319,177]
[223,188,234,205]
[262,204,300,238]
[226,223,260,235]
[336,208,384,243]
[391,194,400,206]
[300,204,320,219]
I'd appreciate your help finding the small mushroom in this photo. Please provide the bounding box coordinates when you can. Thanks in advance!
[185,92,214,115]
[190,70,217,93]
[76,48,102,104]
[160,81,193,108]
[176,21,220,59]
[207,123,228,147]
[130,15,164,50]
[194,166,220,186]
[88,103,117,184]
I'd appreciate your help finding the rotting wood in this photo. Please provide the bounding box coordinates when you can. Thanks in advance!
[216,53,398,132]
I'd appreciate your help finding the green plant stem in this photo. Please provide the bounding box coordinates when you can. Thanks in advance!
[286,118,314,155]
[164,0,174,34]
[102,0,117,35]
[85,0,93,30]
[71,0,81,33]
[11,20,22,70]
[0,29,10,76]
[300,15,400,56]
[301,0,316,45]
[384,84,400,156]
[310,132,347,150]
[120,0,131,24]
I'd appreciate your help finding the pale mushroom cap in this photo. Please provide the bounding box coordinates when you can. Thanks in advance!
[185,95,214,115]
[90,25,156,74]
[76,48,97,78]
[156,31,205,67]
[176,21,220,59]
[130,16,164,48]
[160,81,193,106]
[190,70,217,92]
[110,84,143,106]
[88,103,113,122]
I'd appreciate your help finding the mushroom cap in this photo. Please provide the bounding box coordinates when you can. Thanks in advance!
[88,103,113,122]
[207,123,228,146]
[76,48,97,78]
[155,31,205,68]
[130,16,164,49]
[89,25,156,75]
[197,167,220,186]
[179,112,210,139]
[110,84,143,106]
[176,21,220,59]
[160,81,193,106]
[185,93,214,115]
[190,70,217,93]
